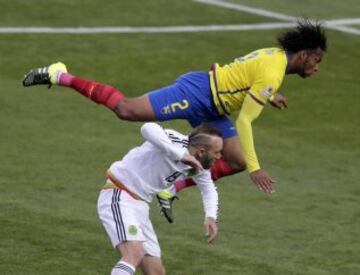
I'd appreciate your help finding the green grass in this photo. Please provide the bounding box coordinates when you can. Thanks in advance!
[0,1,359,274]
[0,0,273,27]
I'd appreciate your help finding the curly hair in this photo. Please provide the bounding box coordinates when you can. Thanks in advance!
[277,19,327,53]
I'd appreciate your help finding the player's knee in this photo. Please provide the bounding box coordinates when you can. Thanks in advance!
[118,243,144,266]
[130,248,144,266]
[153,264,166,275]
[141,261,165,275]
[159,265,166,275]
[228,158,246,173]
[113,99,139,121]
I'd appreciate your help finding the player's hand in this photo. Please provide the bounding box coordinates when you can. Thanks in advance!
[270,94,288,109]
[204,217,218,243]
[249,169,276,193]
[181,154,204,173]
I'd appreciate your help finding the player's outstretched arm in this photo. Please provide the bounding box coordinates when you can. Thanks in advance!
[236,94,275,193]
[193,171,219,239]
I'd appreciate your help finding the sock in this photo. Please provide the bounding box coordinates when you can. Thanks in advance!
[57,72,74,86]
[210,157,234,181]
[174,157,235,192]
[174,178,195,192]
[111,260,135,275]
[58,73,124,109]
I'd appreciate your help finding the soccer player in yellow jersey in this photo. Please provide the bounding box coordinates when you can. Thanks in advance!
[23,20,327,198]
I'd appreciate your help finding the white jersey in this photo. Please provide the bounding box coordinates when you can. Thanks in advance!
[108,123,219,220]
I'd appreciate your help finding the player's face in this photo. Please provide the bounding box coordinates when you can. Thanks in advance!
[300,48,324,78]
[198,137,223,169]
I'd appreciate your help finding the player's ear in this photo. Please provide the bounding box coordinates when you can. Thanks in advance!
[299,49,308,60]
[197,146,206,156]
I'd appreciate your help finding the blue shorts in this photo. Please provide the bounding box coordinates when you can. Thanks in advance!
[148,72,237,139]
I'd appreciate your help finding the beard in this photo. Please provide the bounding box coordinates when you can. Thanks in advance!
[198,154,213,170]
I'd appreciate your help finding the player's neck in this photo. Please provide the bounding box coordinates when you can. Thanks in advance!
[285,52,301,75]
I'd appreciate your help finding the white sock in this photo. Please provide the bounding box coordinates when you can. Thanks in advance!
[111,260,135,275]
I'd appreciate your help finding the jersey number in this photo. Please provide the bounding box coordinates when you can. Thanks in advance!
[161,100,189,115]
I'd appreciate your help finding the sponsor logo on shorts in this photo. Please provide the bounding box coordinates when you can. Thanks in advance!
[128,225,138,236]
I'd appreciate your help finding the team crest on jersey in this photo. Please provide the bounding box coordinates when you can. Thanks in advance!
[260,86,273,99]
[128,225,138,236]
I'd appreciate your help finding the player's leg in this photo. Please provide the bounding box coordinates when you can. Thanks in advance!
[22,62,157,121]
[58,73,157,121]
[220,134,247,173]
[22,64,207,124]
[174,116,245,192]
[97,188,148,274]
[139,211,165,275]
[139,256,166,275]
[113,77,196,121]
[113,241,143,275]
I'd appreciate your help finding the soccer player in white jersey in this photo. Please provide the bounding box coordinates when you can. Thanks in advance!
[97,122,223,275]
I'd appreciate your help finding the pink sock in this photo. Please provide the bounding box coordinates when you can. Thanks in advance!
[57,72,74,87]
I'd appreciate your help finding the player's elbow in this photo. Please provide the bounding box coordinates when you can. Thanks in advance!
[140,122,158,135]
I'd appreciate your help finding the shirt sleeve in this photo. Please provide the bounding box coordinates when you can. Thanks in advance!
[249,69,281,104]
[192,170,219,221]
[236,94,264,173]
[140,123,187,161]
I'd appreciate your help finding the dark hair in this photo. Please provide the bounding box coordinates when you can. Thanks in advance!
[188,124,222,148]
[277,19,327,53]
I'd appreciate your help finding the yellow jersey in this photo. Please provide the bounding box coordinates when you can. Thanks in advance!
[210,47,287,114]
[209,48,288,172]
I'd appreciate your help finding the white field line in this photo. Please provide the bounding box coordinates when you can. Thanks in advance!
[195,0,296,21]
[326,25,360,35]
[325,18,360,25]
[0,23,297,34]
[0,4,359,35]
[0,17,358,34]
[194,0,360,35]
